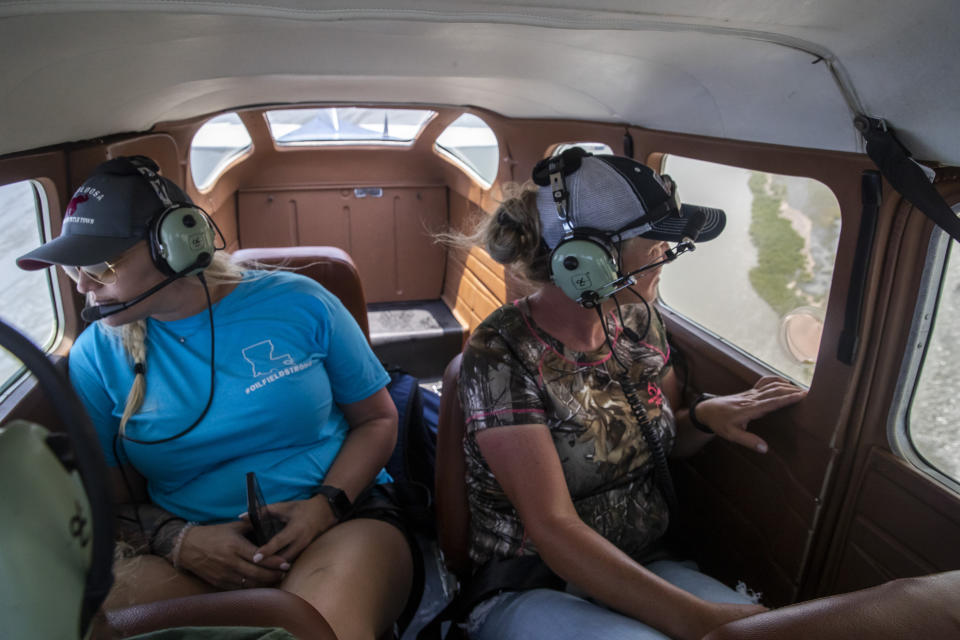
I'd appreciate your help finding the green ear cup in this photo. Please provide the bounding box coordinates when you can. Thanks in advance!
[550,237,620,307]
[155,206,216,275]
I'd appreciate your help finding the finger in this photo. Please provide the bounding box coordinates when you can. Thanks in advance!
[753,375,792,390]
[749,389,807,415]
[275,532,312,565]
[253,529,291,561]
[243,563,288,585]
[263,501,295,520]
[717,425,769,454]
[752,384,806,403]
[251,550,291,571]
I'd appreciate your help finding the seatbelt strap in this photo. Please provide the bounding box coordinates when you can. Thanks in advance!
[855,116,960,242]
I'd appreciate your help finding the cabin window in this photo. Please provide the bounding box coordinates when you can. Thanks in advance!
[553,142,615,156]
[657,155,841,386]
[266,107,435,146]
[190,112,252,190]
[899,210,960,489]
[0,180,58,394]
[434,114,499,187]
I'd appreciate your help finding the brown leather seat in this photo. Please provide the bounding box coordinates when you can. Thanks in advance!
[434,353,960,638]
[106,588,337,639]
[435,353,471,581]
[231,246,371,341]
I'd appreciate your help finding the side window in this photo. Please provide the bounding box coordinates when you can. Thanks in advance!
[0,180,58,394]
[900,213,960,488]
[190,112,252,190]
[553,142,614,156]
[658,155,841,386]
[265,107,435,146]
[434,114,499,187]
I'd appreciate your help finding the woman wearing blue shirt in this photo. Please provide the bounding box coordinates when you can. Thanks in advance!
[17,156,413,640]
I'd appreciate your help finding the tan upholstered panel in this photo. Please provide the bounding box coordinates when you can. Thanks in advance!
[230,246,370,342]
[237,186,446,303]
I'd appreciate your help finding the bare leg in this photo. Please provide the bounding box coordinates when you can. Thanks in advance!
[103,554,216,610]
[282,518,414,640]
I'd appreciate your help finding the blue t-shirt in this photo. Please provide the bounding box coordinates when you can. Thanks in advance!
[69,271,391,523]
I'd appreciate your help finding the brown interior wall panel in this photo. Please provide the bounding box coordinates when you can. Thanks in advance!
[440,190,505,337]
[810,175,960,599]
[829,449,960,595]
[443,247,505,337]
[216,196,240,252]
[238,186,446,303]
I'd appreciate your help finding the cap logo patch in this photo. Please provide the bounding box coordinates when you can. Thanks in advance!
[65,193,88,217]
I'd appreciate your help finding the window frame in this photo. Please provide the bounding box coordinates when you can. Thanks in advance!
[889,203,960,495]
[550,141,615,157]
[189,111,254,192]
[0,179,64,400]
[433,113,500,189]
[653,153,840,387]
[265,107,437,149]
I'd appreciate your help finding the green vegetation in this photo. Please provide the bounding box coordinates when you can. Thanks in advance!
[748,172,809,315]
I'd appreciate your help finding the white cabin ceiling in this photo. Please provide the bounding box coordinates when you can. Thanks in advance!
[1,0,957,164]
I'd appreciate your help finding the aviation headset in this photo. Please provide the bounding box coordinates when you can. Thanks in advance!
[122,155,218,277]
[531,148,617,307]
[532,148,682,308]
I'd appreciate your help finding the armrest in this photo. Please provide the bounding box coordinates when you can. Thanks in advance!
[702,571,960,640]
[105,588,337,640]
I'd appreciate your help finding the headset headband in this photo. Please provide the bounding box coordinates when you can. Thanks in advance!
[533,148,590,237]
[125,157,177,209]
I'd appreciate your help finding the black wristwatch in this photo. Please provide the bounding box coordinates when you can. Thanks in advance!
[689,393,717,434]
[315,485,352,521]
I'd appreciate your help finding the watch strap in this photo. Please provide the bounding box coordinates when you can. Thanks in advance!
[315,485,352,521]
[689,393,717,434]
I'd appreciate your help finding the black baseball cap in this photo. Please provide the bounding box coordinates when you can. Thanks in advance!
[533,150,726,249]
[16,156,192,270]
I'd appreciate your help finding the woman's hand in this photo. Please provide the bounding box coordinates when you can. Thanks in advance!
[248,495,338,565]
[694,376,806,453]
[177,521,289,590]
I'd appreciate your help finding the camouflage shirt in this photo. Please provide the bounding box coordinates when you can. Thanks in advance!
[460,299,675,566]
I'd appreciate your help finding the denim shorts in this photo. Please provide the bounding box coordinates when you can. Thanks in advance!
[467,559,759,640]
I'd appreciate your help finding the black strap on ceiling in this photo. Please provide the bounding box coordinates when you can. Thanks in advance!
[855,116,960,242]
[623,128,635,158]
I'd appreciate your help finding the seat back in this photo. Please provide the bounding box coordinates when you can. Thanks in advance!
[231,246,370,341]
[435,353,473,580]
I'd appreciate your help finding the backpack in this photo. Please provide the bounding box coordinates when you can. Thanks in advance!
[384,367,439,500]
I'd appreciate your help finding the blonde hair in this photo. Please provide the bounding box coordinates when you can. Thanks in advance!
[439,181,552,286]
[115,251,248,436]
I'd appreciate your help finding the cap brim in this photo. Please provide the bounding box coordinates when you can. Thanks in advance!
[16,234,141,271]
[640,204,726,243]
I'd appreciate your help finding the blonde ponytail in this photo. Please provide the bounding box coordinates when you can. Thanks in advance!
[118,320,147,437]
[111,251,248,434]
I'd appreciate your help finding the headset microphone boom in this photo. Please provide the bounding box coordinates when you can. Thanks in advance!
[80,252,212,322]
[587,209,709,307]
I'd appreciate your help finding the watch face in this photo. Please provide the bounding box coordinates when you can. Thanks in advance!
[319,485,351,520]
